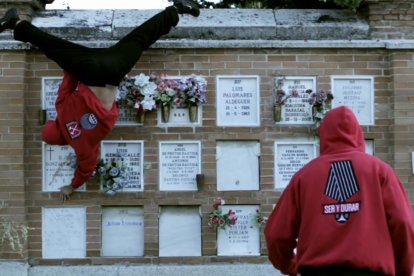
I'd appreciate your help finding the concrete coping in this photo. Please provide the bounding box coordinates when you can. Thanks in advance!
[0,9,413,49]
[2,39,414,50]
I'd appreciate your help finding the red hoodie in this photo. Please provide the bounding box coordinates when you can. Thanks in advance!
[265,106,414,276]
[42,71,119,189]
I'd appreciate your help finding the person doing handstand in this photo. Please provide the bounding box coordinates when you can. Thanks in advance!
[0,0,200,200]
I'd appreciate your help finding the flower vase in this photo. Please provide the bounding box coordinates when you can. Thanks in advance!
[188,104,198,123]
[312,106,318,122]
[161,105,170,123]
[136,111,145,124]
[274,105,282,122]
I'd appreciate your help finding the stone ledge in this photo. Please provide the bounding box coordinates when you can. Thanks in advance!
[0,8,369,42]
[3,39,414,50]
[0,262,279,276]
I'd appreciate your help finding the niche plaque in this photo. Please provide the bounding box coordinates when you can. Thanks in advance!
[217,205,260,256]
[159,206,201,256]
[216,141,260,191]
[100,141,144,192]
[42,77,62,121]
[101,207,144,257]
[276,76,316,124]
[159,141,201,191]
[216,75,260,127]
[275,141,317,190]
[42,143,85,191]
[331,76,374,125]
[42,207,86,259]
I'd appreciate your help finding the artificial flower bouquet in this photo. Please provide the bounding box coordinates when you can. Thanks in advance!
[305,89,334,128]
[255,209,268,228]
[208,197,238,230]
[96,158,128,196]
[175,74,207,107]
[117,73,157,113]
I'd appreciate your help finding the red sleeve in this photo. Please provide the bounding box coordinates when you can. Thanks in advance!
[56,71,79,105]
[70,146,99,189]
[264,181,300,275]
[382,166,414,276]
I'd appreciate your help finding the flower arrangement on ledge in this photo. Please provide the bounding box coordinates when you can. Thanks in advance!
[96,158,128,196]
[117,73,207,123]
[208,197,238,230]
[176,74,208,107]
[255,209,268,229]
[305,89,334,129]
[117,73,157,112]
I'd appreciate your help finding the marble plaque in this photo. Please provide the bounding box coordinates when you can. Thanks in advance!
[159,141,201,191]
[331,76,374,125]
[42,77,62,121]
[217,205,260,256]
[101,207,144,257]
[157,105,203,126]
[275,142,317,190]
[216,141,260,191]
[42,142,86,191]
[42,207,86,259]
[412,152,414,175]
[216,76,260,127]
[116,105,141,126]
[159,206,201,256]
[100,141,144,192]
[365,139,374,155]
[277,76,316,124]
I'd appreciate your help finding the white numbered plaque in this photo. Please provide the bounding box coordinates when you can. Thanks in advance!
[216,141,260,191]
[216,75,260,127]
[217,205,260,256]
[42,77,62,121]
[159,206,201,256]
[157,105,203,126]
[277,76,316,124]
[42,142,85,191]
[159,141,201,191]
[100,141,144,192]
[331,76,374,125]
[275,142,317,190]
[42,207,86,259]
[101,207,144,257]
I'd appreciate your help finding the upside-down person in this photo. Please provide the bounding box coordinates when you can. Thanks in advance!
[0,0,200,200]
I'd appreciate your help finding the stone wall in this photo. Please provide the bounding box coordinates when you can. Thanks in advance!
[0,2,413,275]
[367,0,414,39]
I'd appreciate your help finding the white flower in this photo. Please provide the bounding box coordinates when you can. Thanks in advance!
[141,96,156,111]
[143,82,157,96]
[134,73,150,88]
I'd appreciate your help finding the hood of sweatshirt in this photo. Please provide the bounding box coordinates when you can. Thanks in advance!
[318,106,365,155]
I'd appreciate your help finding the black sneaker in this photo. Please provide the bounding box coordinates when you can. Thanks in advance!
[173,0,200,17]
[0,8,19,33]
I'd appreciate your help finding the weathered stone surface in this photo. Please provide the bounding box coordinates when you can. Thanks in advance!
[0,8,370,46]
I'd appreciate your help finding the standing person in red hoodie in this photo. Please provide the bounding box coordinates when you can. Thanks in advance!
[0,1,200,200]
[265,106,414,276]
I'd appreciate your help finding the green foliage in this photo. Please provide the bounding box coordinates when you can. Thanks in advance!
[0,200,31,257]
[319,0,364,11]
[194,0,365,10]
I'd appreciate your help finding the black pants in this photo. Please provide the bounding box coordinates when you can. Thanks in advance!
[14,6,179,86]
[300,266,383,276]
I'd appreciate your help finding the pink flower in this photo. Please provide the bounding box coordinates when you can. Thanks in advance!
[208,216,219,226]
[213,197,225,210]
[218,218,226,225]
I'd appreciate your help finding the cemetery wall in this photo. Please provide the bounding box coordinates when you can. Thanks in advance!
[0,4,413,275]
